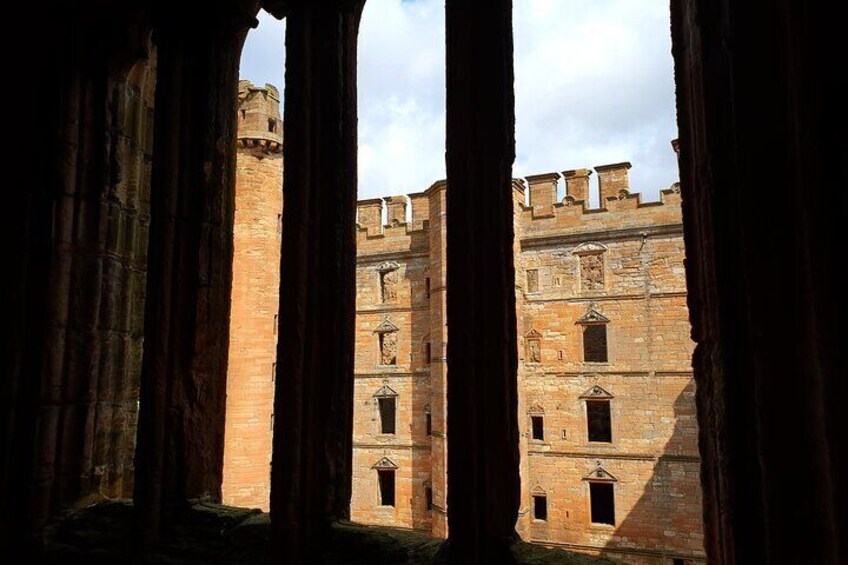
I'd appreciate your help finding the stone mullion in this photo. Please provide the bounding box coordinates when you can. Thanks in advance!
[444,0,520,561]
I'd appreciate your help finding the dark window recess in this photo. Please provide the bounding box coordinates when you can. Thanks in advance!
[533,495,548,521]
[590,482,615,525]
[673,560,686,565]
[586,399,612,442]
[273,313,278,335]
[378,470,395,506]
[426,342,432,363]
[425,487,433,510]
[531,415,544,441]
[268,118,277,132]
[426,413,432,436]
[276,213,282,234]
[378,397,396,434]
[425,277,431,298]
[271,362,276,383]
[583,324,608,362]
[240,109,246,120]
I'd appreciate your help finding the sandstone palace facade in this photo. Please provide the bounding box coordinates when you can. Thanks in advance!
[224,83,704,565]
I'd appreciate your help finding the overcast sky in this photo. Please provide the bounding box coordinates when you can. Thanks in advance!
[239,0,678,203]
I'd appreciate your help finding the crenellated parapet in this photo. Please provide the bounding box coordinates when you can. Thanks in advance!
[236,80,283,154]
[521,141,683,241]
[356,186,435,257]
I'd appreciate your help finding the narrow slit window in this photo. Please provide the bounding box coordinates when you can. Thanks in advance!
[425,486,433,511]
[426,342,432,364]
[533,495,548,521]
[425,277,431,298]
[589,482,615,525]
[583,324,608,362]
[531,415,544,441]
[378,397,396,435]
[426,412,432,436]
[586,399,612,442]
[378,469,395,506]
[268,118,277,132]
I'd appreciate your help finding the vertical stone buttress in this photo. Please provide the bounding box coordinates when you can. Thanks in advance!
[427,182,449,537]
[222,81,283,509]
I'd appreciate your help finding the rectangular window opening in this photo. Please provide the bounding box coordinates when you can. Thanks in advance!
[378,469,396,506]
[425,277,431,298]
[531,415,544,441]
[533,494,548,521]
[589,482,615,525]
[378,397,396,435]
[426,412,432,436]
[586,399,612,443]
[425,486,433,511]
[583,324,608,362]
[426,342,432,364]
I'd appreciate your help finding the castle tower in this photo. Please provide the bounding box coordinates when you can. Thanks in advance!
[222,81,283,509]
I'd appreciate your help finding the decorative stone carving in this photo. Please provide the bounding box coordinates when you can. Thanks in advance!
[583,462,617,482]
[380,331,397,365]
[380,269,398,303]
[580,253,605,291]
[580,385,614,399]
[374,381,398,398]
[576,307,610,325]
[528,404,545,415]
[526,269,539,293]
[525,328,542,363]
[372,457,398,469]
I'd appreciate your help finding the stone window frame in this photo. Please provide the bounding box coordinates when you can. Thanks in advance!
[576,307,610,364]
[376,260,400,304]
[528,404,546,443]
[580,385,615,444]
[573,242,608,294]
[424,403,432,437]
[373,381,399,437]
[531,485,549,522]
[423,479,433,512]
[372,457,399,508]
[583,462,618,527]
[524,328,543,365]
[374,317,400,368]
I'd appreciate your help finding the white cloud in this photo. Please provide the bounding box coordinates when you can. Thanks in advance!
[240,0,678,202]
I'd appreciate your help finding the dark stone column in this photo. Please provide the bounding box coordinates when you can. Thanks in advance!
[444,0,520,562]
[4,7,155,555]
[671,1,847,562]
[267,0,364,561]
[132,4,258,548]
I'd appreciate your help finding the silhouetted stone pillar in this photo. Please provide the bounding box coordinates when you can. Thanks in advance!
[133,4,258,549]
[671,1,847,562]
[4,7,156,555]
[266,0,365,561]
[444,0,520,561]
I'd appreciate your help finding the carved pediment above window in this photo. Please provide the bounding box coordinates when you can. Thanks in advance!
[580,385,614,399]
[374,381,398,398]
[375,318,400,333]
[424,403,431,414]
[525,328,543,339]
[375,261,400,273]
[577,307,609,325]
[531,484,547,495]
[583,462,617,482]
[372,457,398,470]
[572,242,608,255]
[528,404,545,415]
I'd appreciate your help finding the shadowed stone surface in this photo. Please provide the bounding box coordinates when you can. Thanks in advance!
[43,501,611,565]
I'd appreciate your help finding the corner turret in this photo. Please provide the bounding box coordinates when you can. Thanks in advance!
[237,80,283,153]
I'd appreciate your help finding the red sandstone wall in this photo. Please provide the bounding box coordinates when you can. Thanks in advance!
[222,82,283,509]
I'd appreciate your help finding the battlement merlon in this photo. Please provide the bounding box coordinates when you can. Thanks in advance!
[595,162,632,203]
[237,80,283,150]
[526,172,560,218]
